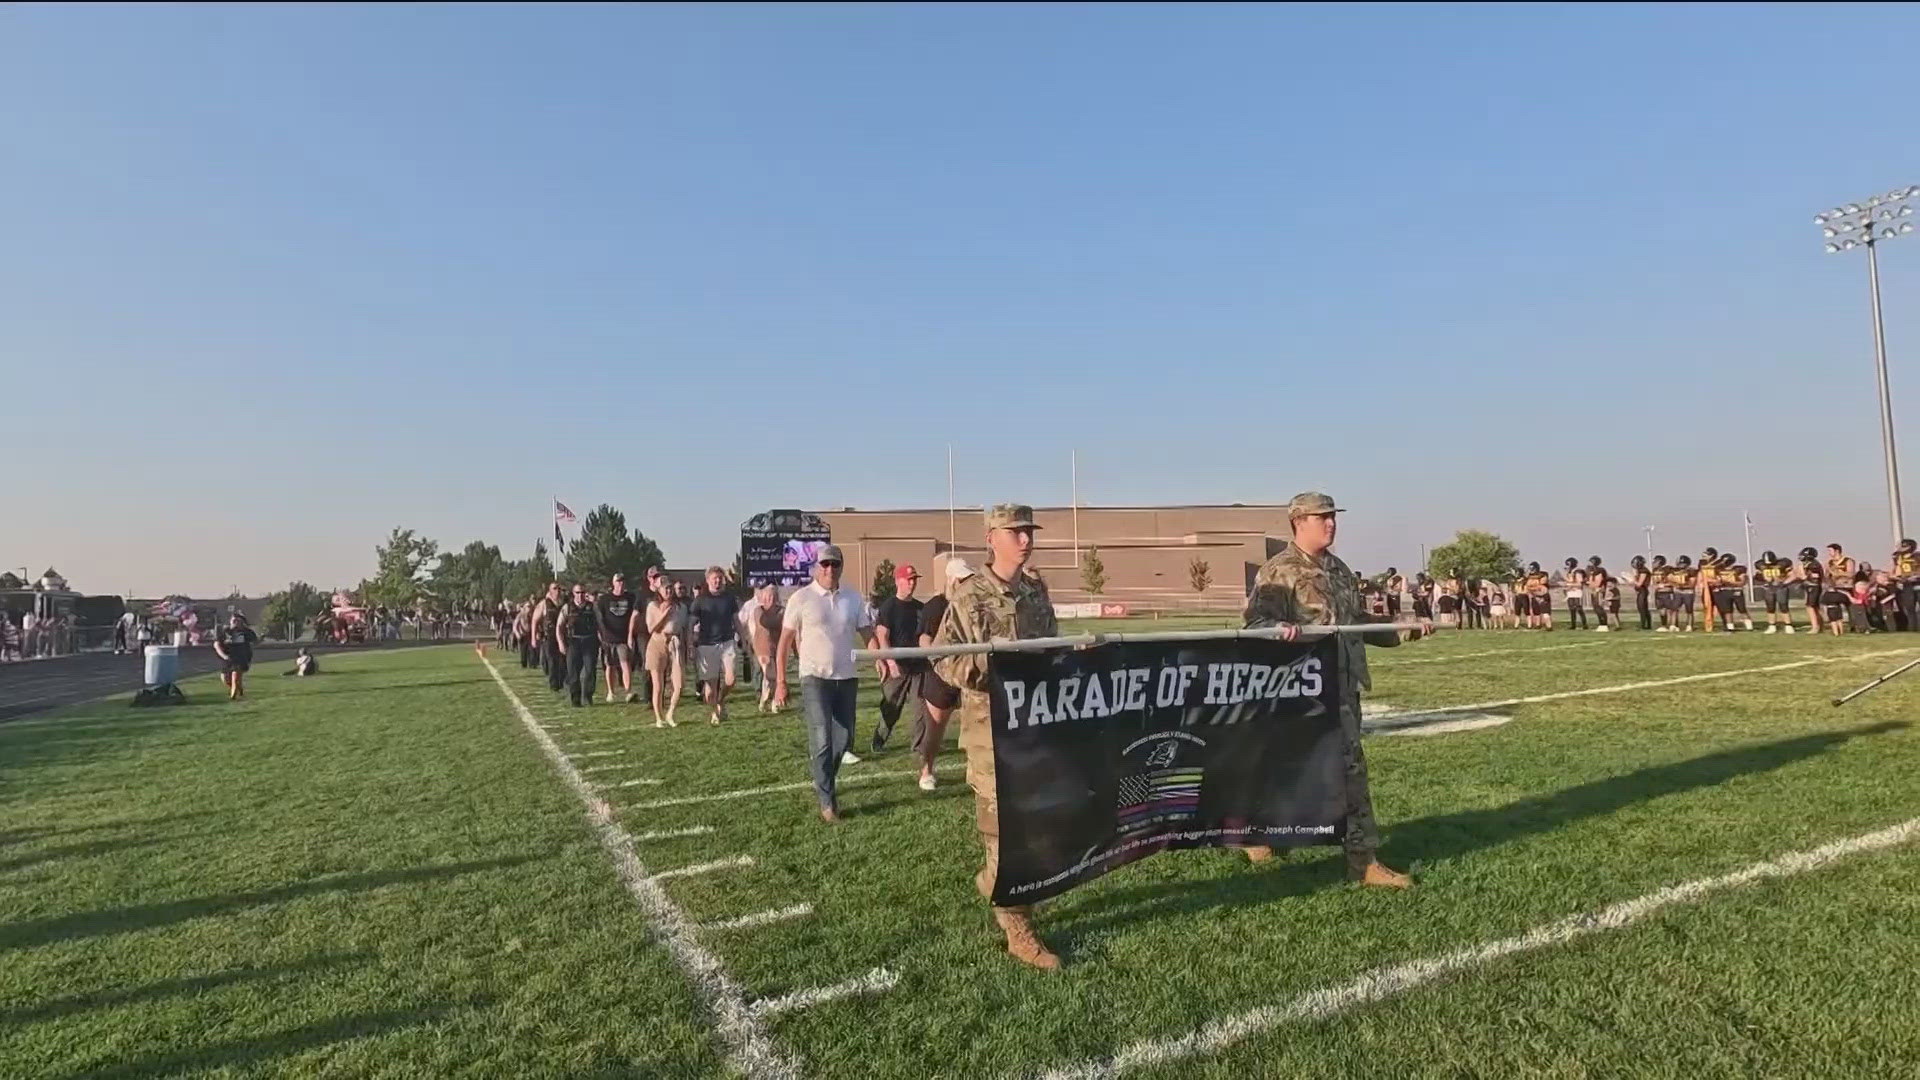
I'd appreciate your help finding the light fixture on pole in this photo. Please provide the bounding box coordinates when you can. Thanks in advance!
[1643,525,1655,555]
[1816,184,1919,546]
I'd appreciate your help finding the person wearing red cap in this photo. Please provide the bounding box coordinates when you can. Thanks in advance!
[871,563,928,755]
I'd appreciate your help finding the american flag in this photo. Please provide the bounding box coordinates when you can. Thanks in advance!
[554,499,577,526]
[1116,766,1203,831]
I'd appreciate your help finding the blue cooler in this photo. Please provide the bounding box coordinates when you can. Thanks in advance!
[143,645,180,688]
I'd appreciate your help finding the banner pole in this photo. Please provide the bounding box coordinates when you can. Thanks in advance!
[857,622,1428,661]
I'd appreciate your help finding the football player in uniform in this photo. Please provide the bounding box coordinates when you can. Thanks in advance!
[1651,555,1675,631]
[1713,552,1754,632]
[1560,557,1588,630]
[1671,555,1698,632]
[1795,547,1824,635]
[1523,561,1552,630]
[1756,550,1794,634]
[1891,539,1919,631]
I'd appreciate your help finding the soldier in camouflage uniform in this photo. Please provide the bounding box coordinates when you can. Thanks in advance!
[1243,491,1429,888]
[933,503,1063,970]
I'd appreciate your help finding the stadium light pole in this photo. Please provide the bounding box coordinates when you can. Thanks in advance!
[1817,184,1919,547]
[1643,525,1654,555]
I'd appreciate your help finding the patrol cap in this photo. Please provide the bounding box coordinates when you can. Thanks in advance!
[985,503,1041,530]
[816,544,845,565]
[1286,491,1343,517]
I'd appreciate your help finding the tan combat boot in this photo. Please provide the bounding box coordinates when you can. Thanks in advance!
[994,909,1061,971]
[1241,845,1275,863]
[1357,861,1414,889]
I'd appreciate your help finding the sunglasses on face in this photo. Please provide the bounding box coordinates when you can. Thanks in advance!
[819,561,841,569]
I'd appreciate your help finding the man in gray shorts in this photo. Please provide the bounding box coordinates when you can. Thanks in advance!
[597,573,641,703]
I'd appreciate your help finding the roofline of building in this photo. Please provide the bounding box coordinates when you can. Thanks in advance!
[809,503,1286,515]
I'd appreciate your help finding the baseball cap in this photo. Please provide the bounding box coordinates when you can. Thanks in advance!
[1286,491,1343,517]
[817,544,845,564]
[985,503,1041,530]
[895,563,918,579]
[945,557,975,581]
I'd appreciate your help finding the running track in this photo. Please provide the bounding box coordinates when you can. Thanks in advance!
[0,640,454,723]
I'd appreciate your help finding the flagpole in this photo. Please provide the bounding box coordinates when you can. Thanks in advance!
[1743,511,1756,607]
[947,444,956,562]
[1071,449,1080,567]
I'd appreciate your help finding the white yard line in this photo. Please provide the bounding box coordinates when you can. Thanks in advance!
[702,903,816,932]
[1373,640,1613,666]
[1033,814,1920,1080]
[654,855,756,882]
[632,826,716,842]
[749,967,900,1017]
[600,778,664,789]
[477,654,801,1080]
[1373,648,1920,723]
[580,762,642,775]
[627,765,963,811]
[569,749,627,760]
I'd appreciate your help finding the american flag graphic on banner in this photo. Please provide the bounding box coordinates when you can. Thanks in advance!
[1116,739,1203,832]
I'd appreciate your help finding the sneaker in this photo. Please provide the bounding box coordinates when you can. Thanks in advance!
[626,692,639,704]
[871,735,887,754]
[654,718,665,729]
[1785,625,1796,634]
[1596,625,1610,632]
[1764,625,1777,634]
[841,750,862,766]
[917,772,937,792]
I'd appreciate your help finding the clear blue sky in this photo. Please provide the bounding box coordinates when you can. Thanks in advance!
[4,4,1917,597]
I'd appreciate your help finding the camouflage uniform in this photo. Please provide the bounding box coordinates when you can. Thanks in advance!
[1243,494,1405,876]
[933,511,1058,916]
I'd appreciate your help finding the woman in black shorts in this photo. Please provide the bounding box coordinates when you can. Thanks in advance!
[213,612,259,701]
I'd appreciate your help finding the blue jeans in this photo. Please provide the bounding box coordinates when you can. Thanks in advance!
[801,677,858,810]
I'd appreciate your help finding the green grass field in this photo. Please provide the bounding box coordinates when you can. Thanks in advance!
[5,621,1919,1078]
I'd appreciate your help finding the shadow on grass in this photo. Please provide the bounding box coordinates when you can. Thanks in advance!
[0,854,548,954]
[1052,721,1908,944]
[0,834,197,875]
[284,675,493,697]
[0,812,226,849]
[60,1001,468,1080]
[3,951,370,1026]
[1381,719,1910,868]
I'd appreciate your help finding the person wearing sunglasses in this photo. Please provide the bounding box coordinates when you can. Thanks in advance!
[556,583,602,707]
[773,544,873,822]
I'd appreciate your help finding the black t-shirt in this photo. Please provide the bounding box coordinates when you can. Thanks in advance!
[689,593,741,646]
[217,625,258,659]
[597,591,638,644]
[876,596,926,671]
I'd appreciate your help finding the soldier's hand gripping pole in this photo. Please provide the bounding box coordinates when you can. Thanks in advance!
[1831,655,1920,707]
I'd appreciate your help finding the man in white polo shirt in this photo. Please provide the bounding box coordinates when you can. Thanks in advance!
[773,544,873,823]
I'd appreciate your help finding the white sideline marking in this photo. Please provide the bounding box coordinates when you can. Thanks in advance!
[1373,640,1612,666]
[702,903,816,931]
[654,855,755,882]
[570,749,626,759]
[633,826,715,842]
[1033,814,1920,1080]
[627,765,962,810]
[601,778,665,788]
[750,967,900,1017]
[1376,715,1512,737]
[1382,648,1920,721]
[477,654,801,1079]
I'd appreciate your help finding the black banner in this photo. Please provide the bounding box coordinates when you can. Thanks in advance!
[739,510,831,588]
[988,636,1346,905]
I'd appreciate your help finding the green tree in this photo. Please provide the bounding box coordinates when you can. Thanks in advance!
[870,558,897,605]
[1188,556,1212,596]
[261,581,325,640]
[432,541,508,612]
[504,540,557,602]
[1081,546,1107,596]
[367,528,439,608]
[1428,529,1523,584]
[563,504,666,587]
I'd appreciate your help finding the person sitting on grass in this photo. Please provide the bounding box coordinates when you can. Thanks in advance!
[283,647,320,677]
